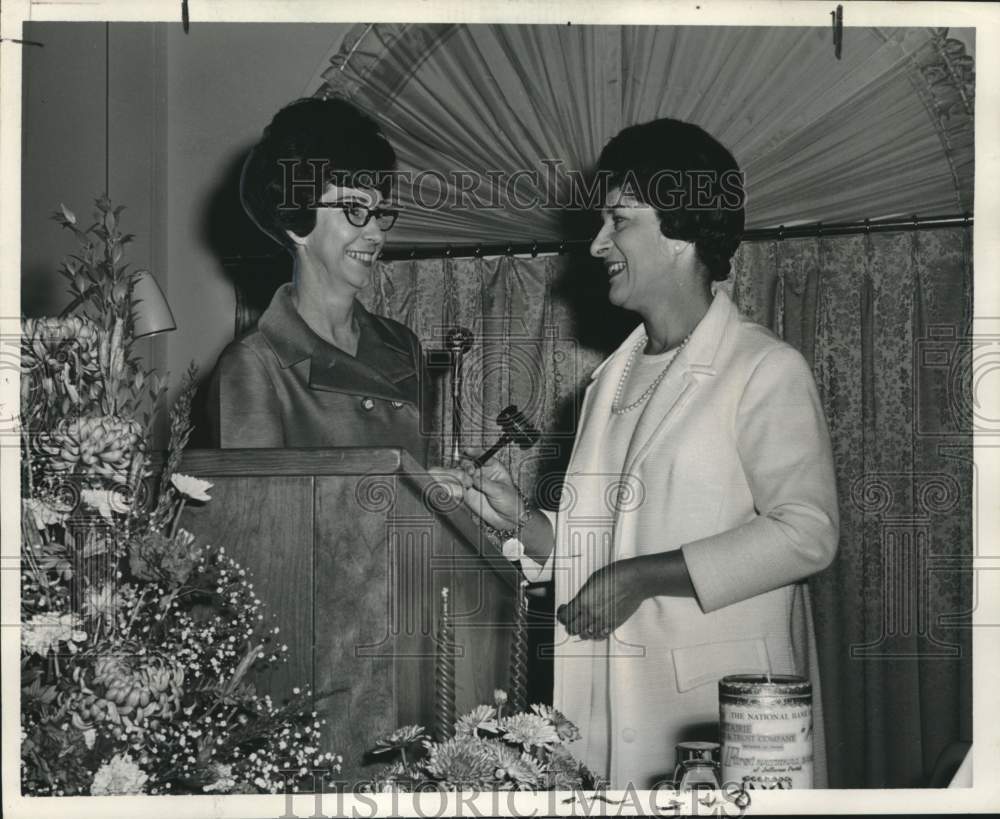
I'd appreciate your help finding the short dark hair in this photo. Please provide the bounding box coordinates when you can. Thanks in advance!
[240,97,396,251]
[597,118,745,282]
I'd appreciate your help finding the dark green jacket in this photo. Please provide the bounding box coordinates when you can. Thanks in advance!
[207,283,430,465]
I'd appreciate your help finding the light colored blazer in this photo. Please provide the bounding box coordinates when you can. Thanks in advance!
[524,289,839,789]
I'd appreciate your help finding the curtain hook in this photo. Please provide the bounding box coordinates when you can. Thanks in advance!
[816,222,824,238]
[505,244,513,257]
[444,244,453,258]
[864,218,871,234]
[474,244,483,258]
[408,247,416,260]
[531,240,539,258]
[557,241,566,255]
[962,212,971,227]
[777,225,785,241]
[911,213,920,229]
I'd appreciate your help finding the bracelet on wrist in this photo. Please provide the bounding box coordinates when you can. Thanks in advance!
[483,486,534,547]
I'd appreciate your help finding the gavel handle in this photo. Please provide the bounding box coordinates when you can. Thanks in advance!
[472,434,511,467]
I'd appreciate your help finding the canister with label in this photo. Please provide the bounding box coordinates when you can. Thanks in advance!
[719,674,813,790]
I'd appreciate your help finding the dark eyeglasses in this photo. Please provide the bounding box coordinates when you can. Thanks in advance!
[312,201,399,231]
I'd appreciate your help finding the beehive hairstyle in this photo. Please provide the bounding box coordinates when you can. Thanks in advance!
[597,118,746,282]
[240,97,396,251]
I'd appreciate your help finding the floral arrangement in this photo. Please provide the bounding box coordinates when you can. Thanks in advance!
[20,197,338,796]
[364,691,604,792]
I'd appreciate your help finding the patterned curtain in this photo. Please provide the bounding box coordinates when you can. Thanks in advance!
[358,254,615,492]
[363,227,973,787]
[735,228,973,788]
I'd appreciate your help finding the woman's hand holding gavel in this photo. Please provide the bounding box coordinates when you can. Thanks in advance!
[425,449,525,530]
[456,447,526,531]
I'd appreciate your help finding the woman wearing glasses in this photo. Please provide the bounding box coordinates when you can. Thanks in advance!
[207,98,429,464]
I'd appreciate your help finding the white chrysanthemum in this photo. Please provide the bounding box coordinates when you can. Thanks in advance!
[497,752,546,789]
[373,724,428,755]
[170,473,213,501]
[454,704,498,738]
[425,737,497,786]
[81,488,130,519]
[90,753,149,795]
[500,712,560,749]
[22,612,87,656]
[82,584,119,621]
[24,497,69,530]
[530,703,581,742]
[203,764,237,793]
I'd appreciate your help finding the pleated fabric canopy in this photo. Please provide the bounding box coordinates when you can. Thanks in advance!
[313,24,974,247]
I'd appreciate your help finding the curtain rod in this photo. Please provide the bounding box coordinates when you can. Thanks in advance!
[221,212,972,267]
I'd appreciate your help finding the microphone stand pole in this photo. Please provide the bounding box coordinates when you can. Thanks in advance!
[446,328,474,466]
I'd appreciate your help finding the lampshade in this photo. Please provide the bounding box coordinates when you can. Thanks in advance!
[131,269,176,338]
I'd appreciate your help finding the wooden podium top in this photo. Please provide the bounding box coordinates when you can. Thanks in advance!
[176,446,518,589]
[178,446,416,476]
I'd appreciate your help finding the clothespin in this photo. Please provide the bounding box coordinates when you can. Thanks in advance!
[0,37,44,47]
[831,5,843,60]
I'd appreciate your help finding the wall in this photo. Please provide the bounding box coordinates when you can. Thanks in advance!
[161,23,347,401]
[20,21,349,418]
[21,22,168,433]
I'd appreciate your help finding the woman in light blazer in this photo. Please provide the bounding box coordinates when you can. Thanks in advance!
[453,118,839,789]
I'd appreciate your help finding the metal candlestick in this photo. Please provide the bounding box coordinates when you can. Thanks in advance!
[509,577,529,714]
[435,586,456,741]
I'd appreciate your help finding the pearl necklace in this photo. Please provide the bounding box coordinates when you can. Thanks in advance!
[611,333,691,415]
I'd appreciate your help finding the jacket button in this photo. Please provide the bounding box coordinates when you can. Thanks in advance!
[361,398,375,411]
[391,401,404,409]
[622,728,636,743]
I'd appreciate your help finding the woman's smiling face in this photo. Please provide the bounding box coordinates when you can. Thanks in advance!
[590,187,677,312]
[295,185,386,294]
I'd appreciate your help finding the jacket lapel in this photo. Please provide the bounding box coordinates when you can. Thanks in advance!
[565,323,645,485]
[308,306,417,404]
[619,290,735,479]
[258,284,418,405]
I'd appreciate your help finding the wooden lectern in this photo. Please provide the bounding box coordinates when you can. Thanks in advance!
[178,447,520,785]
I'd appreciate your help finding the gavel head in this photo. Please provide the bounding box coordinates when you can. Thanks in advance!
[496,404,540,450]
[445,327,474,355]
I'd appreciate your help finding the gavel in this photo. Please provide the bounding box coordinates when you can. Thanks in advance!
[472,405,540,467]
